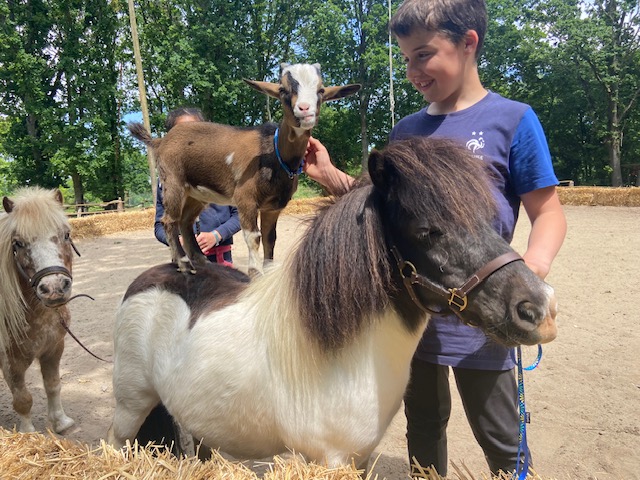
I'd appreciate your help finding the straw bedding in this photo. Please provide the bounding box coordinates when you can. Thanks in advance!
[0,427,551,480]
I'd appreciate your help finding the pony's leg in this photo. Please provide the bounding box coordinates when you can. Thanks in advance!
[40,340,74,433]
[259,209,281,269]
[180,197,207,272]
[2,359,36,432]
[236,201,262,276]
[108,393,161,450]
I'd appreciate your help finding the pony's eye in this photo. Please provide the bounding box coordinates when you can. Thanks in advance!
[64,231,71,241]
[416,229,442,245]
[12,238,25,249]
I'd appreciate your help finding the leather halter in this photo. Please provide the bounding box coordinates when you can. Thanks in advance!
[13,237,81,291]
[390,246,523,320]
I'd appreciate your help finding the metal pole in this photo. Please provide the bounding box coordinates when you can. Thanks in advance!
[127,0,157,201]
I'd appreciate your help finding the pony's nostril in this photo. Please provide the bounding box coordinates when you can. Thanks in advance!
[62,278,72,291]
[516,301,539,324]
[38,284,50,295]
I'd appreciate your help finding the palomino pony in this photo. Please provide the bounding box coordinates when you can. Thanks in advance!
[108,137,558,469]
[0,187,76,433]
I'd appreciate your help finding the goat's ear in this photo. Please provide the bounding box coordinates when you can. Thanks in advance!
[243,79,281,99]
[322,84,362,102]
[2,196,14,213]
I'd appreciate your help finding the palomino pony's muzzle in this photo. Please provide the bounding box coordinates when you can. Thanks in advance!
[13,238,81,306]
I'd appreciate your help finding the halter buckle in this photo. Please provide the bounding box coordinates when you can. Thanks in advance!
[447,288,468,311]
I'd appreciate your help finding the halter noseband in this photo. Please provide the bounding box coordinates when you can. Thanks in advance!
[13,237,81,291]
[390,246,523,320]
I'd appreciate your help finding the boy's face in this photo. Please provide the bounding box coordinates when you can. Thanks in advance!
[398,29,474,107]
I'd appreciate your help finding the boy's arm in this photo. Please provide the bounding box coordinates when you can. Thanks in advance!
[304,137,355,195]
[520,186,567,279]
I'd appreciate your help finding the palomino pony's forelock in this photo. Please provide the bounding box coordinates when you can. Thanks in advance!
[0,187,70,353]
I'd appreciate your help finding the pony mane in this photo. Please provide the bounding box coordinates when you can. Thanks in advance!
[291,136,497,351]
[0,187,70,352]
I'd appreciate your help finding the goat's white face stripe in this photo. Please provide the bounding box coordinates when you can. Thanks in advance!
[283,64,322,120]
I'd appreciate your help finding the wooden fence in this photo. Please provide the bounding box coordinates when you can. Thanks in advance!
[64,198,125,218]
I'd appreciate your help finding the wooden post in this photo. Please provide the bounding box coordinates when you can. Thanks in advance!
[127,0,157,202]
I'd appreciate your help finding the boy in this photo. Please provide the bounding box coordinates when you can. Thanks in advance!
[304,0,566,476]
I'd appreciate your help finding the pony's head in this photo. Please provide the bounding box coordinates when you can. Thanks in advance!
[368,137,557,347]
[1,187,75,310]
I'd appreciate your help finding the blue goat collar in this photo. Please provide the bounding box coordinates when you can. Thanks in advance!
[274,128,304,179]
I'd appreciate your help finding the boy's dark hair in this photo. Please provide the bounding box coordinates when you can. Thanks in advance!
[165,107,205,131]
[389,0,487,58]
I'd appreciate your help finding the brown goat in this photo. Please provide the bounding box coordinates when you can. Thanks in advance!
[129,63,360,274]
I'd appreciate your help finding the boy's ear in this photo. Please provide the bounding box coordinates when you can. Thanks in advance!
[464,30,479,53]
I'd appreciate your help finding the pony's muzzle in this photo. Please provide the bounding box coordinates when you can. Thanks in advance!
[36,274,73,306]
[513,285,558,345]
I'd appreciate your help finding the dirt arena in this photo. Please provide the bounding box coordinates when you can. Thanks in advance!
[1,205,638,480]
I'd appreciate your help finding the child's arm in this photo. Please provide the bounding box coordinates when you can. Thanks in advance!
[304,137,355,195]
[520,186,567,279]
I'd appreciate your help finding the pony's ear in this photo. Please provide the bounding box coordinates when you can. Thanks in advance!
[54,189,64,205]
[243,79,281,99]
[2,196,14,213]
[368,149,390,191]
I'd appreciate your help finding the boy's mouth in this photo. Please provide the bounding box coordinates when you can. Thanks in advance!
[414,79,434,91]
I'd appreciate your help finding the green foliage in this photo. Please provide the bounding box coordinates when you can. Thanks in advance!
[1,0,640,197]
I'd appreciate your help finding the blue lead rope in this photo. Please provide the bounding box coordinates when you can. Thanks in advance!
[513,344,543,480]
[274,128,304,179]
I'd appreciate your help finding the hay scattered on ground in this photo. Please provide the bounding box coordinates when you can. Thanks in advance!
[0,427,556,480]
[0,427,363,480]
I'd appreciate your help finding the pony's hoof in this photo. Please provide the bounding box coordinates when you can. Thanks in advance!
[53,415,75,433]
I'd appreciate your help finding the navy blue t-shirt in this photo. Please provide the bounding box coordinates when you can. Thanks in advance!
[390,92,558,370]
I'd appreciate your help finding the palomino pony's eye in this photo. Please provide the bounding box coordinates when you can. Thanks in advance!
[12,238,25,250]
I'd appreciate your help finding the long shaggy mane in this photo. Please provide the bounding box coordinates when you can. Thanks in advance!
[0,187,70,352]
[292,137,496,350]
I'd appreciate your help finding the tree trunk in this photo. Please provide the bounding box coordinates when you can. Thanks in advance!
[608,98,623,187]
[71,172,85,211]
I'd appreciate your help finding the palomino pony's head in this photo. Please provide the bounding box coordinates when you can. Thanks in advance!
[294,137,557,350]
[0,187,75,348]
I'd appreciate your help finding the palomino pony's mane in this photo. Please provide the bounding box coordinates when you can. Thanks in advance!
[0,187,70,352]
[292,136,497,350]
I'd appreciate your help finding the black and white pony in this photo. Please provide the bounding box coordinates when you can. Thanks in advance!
[107,137,557,469]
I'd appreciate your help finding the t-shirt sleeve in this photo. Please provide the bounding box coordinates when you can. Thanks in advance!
[509,108,559,195]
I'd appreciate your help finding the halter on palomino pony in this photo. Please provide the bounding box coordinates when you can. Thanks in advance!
[12,239,108,362]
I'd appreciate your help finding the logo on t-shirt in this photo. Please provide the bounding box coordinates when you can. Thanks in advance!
[465,131,485,157]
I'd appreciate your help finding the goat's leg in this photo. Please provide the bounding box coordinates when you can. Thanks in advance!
[180,197,207,273]
[40,339,74,433]
[2,357,36,432]
[164,215,188,269]
[259,209,281,269]
[237,203,262,277]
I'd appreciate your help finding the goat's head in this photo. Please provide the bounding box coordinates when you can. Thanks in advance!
[244,63,361,133]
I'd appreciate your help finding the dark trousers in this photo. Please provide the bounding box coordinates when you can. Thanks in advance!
[404,356,524,477]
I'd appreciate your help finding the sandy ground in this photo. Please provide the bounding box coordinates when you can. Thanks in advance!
[1,205,639,480]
